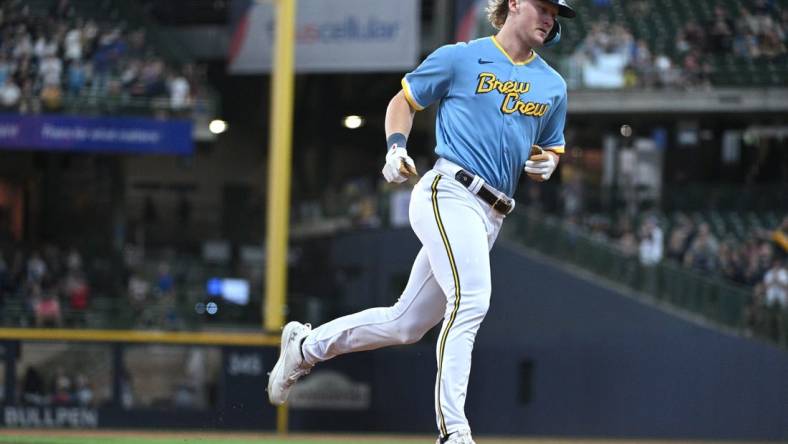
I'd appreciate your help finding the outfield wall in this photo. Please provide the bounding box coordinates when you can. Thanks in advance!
[2,228,786,440]
[287,228,788,440]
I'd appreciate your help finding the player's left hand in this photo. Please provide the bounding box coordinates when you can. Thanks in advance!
[524,146,558,182]
[382,147,418,184]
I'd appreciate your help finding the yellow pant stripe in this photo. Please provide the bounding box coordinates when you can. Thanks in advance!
[431,175,462,438]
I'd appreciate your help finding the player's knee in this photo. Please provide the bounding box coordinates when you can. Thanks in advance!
[461,293,491,320]
[394,326,426,345]
[398,330,424,345]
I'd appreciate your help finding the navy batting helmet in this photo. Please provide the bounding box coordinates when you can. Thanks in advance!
[552,0,576,18]
[543,0,575,47]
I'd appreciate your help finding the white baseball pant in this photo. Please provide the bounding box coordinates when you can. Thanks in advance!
[301,158,506,437]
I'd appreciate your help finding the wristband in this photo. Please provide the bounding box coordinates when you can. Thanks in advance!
[386,133,407,151]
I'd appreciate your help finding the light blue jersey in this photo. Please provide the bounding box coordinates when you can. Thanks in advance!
[402,36,567,197]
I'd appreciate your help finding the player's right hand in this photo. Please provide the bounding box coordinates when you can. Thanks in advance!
[382,146,417,184]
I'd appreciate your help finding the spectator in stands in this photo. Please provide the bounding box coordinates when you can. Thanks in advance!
[73,373,94,407]
[708,6,734,53]
[637,216,663,294]
[617,226,638,258]
[560,174,583,218]
[155,261,175,299]
[38,54,62,88]
[167,69,191,114]
[127,268,150,316]
[0,54,13,85]
[0,252,6,317]
[734,29,761,58]
[767,215,788,254]
[0,77,21,111]
[121,59,142,91]
[63,20,84,62]
[13,55,35,91]
[760,29,786,59]
[21,366,46,405]
[33,281,62,327]
[630,39,654,88]
[654,53,680,87]
[753,0,776,17]
[19,79,39,114]
[66,247,82,271]
[683,222,720,272]
[763,258,787,309]
[741,239,766,285]
[12,28,34,60]
[638,216,663,266]
[140,56,166,97]
[63,269,89,325]
[26,250,47,284]
[682,49,712,87]
[51,371,72,405]
[50,0,75,20]
[66,60,89,97]
[666,214,693,262]
[718,238,744,283]
[681,20,706,52]
[82,19,100,56]
[33,32,58,60]
[736,7,761,38]
[40,83,63,111]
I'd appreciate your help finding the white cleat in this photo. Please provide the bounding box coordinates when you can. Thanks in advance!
[267,321,313,406]
[437,430,475,444]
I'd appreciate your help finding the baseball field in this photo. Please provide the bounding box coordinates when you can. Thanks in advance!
[0,431,771,444]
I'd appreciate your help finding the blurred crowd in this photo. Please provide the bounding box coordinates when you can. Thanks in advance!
[19,365,96,407]
[699,0,787,59]
[0,243,91,328]
[574,0,787,88]
[123,251,185,330]
[0,0,200,115]
[563,208,787,338]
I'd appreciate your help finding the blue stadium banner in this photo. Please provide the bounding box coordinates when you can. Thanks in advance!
[0,114,194,155]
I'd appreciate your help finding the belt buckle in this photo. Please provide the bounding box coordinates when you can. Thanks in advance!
[489,189,513,215]
[495,198,513,215]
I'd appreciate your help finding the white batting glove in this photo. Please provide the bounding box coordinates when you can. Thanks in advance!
[524,151,558,181]
[381,146,417,184]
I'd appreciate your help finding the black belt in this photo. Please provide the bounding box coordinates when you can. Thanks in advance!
[454,170,514,215]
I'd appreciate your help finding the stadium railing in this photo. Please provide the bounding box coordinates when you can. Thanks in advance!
[506,210,788,348]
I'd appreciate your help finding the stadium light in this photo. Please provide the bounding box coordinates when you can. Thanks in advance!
[343,115,364,129]
[209,119,228,134]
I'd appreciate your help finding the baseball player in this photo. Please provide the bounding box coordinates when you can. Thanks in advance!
[268,0,575,442]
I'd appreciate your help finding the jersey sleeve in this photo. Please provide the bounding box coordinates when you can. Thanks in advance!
[401,44,458,111]
[536,90,567,154]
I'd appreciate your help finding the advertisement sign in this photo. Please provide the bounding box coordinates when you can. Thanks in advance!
[2,406,99,428]
[229,0,419,73]
[0,115,193,155]
[221,347,268,415]
[289,370,370,410]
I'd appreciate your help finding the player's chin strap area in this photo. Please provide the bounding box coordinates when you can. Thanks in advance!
[435,158,515,215]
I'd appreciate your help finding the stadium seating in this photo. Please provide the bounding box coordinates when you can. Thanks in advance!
[552,0,786,87]
[1,0,216,116]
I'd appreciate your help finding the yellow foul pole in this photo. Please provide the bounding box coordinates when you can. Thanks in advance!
[264,0,296,333]
[265,0,297,435]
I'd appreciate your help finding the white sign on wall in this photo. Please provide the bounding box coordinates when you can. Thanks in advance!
[229,0,420,73]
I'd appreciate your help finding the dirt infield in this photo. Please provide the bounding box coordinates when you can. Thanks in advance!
[0,430,773,444]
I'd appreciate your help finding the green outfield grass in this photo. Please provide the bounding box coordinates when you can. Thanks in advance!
[0,432,428,444]
[0,438,372,444]
[0,438,267,444]
[0,433,768,444]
